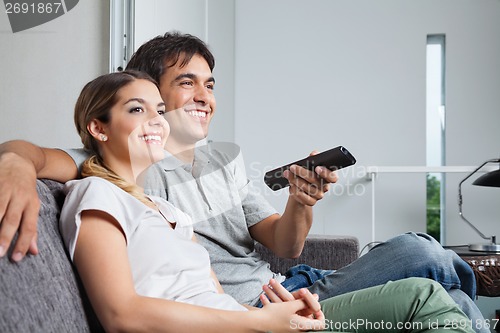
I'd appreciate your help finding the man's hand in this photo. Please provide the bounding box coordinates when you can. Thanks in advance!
[249,151,338,258]
[284,151,339,206]
[0,152,40,261]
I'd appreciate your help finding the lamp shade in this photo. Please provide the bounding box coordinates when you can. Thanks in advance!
[473,169,500,188]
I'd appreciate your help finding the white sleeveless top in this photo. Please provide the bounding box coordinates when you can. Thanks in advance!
[59,176,246,311]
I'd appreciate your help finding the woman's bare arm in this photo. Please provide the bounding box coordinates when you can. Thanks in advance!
[74,209,323,333]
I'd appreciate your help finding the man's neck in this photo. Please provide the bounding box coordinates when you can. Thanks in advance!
[165,140,196,164]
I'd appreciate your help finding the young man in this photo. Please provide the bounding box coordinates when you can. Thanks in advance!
[0,32,487,332]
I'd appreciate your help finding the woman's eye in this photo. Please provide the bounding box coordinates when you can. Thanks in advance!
[130,107,143,113]
[157,110,166,115]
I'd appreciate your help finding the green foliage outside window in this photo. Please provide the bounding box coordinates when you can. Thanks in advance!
[427,174,441,242]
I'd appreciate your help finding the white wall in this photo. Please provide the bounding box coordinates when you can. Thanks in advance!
[133,0,235,144]
[3,0,499,250]
[0,0,109,148]
[233,0,500,249]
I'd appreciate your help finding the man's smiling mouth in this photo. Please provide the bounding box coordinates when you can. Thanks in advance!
[187,110,208,118]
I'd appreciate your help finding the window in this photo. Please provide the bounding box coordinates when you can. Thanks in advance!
[426,34,446,242]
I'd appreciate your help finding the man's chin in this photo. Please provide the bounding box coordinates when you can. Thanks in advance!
[181,133,209,147]
[191,128,209,141]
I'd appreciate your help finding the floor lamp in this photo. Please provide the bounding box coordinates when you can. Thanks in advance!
[458,158,500,252]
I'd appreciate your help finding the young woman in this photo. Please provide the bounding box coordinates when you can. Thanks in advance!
[59,70,474,333]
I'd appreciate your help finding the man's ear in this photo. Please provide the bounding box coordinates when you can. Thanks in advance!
[87,119,106,141]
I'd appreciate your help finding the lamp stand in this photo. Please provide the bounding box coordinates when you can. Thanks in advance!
[469,243,500,252]
[458,159,500,253]
[469,236,500,252]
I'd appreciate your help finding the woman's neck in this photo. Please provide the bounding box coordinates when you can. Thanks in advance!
[104,158,146,188]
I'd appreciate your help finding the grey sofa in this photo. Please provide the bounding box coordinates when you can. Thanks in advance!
[0,179,359,332]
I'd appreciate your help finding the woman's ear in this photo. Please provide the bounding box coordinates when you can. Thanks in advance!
[87,120,108,142]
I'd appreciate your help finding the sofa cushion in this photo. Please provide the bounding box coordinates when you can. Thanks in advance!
[256,234,359,274]
[0,179,101,332]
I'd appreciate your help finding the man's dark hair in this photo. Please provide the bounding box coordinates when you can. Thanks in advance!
[125,31,215,84]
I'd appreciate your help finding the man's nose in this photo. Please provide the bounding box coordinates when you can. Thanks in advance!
[193,84,209,105]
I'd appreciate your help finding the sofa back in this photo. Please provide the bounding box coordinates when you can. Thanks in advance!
[0,179,101,332]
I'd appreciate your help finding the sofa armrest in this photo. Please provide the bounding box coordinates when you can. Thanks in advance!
[255,234,359,274]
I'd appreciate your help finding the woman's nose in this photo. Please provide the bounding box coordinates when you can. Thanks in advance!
[147,112,160,123]
[148,114,168,128]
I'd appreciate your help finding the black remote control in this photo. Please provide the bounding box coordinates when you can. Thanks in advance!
[264,146,356,191]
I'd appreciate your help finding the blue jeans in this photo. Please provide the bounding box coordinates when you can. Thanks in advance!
[307,232,476,299]
[281,264,334,292]
[254,264,333,308]
[278,232,486,333]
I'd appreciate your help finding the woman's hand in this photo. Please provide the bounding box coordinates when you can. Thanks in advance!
[259,279,325,331]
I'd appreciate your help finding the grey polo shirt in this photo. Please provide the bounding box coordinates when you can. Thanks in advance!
[64,143,282,306]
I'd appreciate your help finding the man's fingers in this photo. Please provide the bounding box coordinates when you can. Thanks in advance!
[315,166,338,184]
[17,197,40,257]
[287,165,319,185]
[0,151,41,261]
[28,233,39,255]
[0,197,39,261]
[288,187,317,206]
[12,208,39,261]
[0,203,23,258]
[285,166,328,201]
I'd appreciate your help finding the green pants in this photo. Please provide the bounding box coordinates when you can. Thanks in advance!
[313,277,475,333]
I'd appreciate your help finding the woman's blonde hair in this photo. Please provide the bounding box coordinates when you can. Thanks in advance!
[74,70,159,206]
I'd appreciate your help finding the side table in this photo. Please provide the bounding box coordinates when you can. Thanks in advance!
[446,246,500,297]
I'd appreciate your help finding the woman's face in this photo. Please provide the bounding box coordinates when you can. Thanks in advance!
[98,79,169,179]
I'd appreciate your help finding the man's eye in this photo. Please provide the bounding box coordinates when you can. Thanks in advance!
[206,84,214,90]
[157,110,166,115]
[180,81,193,86]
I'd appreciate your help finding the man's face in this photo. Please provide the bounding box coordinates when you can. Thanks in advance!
[159,54,216,148]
